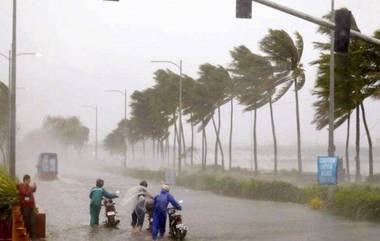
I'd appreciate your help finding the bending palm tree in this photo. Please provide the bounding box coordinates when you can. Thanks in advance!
[260,30,306,173]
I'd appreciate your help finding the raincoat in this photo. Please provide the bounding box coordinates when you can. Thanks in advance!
[89,187,118,226]
[152,190,181,240]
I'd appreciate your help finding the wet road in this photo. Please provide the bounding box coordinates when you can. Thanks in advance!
[34,165,380,241]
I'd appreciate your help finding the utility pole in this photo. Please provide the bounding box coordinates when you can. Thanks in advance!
[328,0,335,157]
[9,0,17,177]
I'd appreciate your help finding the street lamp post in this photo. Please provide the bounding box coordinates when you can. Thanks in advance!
[7,0,18,178]
[106,89,127,168]
[151,60,183,172]
[0,50,40,176]
[82,105,98,161]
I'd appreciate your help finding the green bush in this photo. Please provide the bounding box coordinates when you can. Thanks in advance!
[0,167,19,220]
[330,185,380,222]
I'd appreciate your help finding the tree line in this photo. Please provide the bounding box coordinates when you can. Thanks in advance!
[104,11,380,178]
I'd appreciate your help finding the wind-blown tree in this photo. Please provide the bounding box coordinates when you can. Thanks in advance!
[183,80,215,170]
[260,29,306,173]
[230,46,273,174]
[43,116,89,154]
[197,64,231,170]
[130,88,172,165]
[152,69,186,165]
[312,9,380,179]
[181,75,197,166]
[104,126,125,156]
[0,82,9,166]
[103,118,141,159]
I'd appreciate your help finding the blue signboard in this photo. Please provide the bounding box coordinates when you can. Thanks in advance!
[317,156,338,185]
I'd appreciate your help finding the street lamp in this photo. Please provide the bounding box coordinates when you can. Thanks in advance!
[0,51,41,176]
[106,89,127,120]
[82,105,98,161]
[106,89,127,168]
[151,60,183,172]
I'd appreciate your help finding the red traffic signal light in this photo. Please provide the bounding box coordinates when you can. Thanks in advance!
[236,0,252,19]
[334,9,352,53]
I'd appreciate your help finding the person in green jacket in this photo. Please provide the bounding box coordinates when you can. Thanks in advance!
[89,179,119,226]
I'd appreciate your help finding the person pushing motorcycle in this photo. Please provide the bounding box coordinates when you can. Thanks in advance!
[151,183,182,241]
[89,179,119,226]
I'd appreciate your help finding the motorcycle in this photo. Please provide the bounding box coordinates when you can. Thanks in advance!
[103,190,120,228]
[168,200,187,241]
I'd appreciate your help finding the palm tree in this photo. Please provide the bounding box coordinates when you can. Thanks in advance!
[260,29,306,173]
[183,81,215,170]
[181,75,197,166]
[197,64,231,170]
[312,10,380,180]
[230,46,274,174]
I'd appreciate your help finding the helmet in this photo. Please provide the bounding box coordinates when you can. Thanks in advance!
[145,197,154,211]
[139,180,148,188]
[96,179,104,188]
[162,183,170,192]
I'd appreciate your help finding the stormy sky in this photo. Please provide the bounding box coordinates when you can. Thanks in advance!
[0,0,379,149]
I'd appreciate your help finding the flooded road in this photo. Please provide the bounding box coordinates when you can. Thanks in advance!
[34,165,380,241]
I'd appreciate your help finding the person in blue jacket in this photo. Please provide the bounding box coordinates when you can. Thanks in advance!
[89,179,119,226]
[152,183,182,241]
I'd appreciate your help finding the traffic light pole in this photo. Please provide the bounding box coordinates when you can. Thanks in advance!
[251,0,380,46]
[328,0,335,157]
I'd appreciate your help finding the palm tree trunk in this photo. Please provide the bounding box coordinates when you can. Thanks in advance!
[160,140,165,164]
[152,139,155,159]
[253,108,258,174]
[132,143,135,161]
[173,121,178,169]
[355,106,361,182]
[191,114,194,167]
[269,98,278,175]
[360,103,374,178]
[166,137,170,167]
[201,119,208,170]
[143,139,146,161]
[294,80,302,173]
[180,119,186,165]
[205,127,208,169]
[345,113,351,180]
[229,98,234,170]
[212,116,225,170]
[214,113,218,168]
[202,124,205,170]
[250,111,253,172]
[218,106,225,169]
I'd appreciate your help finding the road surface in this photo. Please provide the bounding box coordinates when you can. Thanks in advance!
[31,164,380,241]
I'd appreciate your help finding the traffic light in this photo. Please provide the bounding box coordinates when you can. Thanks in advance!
[236,0,252,19]
[334,9,352,53]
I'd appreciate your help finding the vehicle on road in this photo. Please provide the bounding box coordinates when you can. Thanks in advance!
[168,200,187,241]
[36,153,58,180]
[103,191,120,228]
